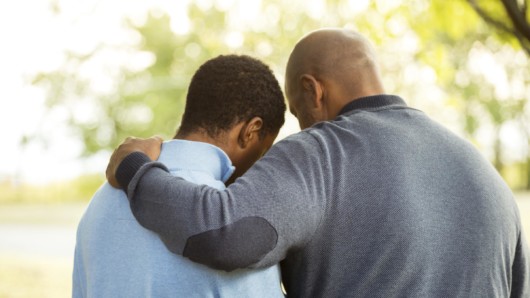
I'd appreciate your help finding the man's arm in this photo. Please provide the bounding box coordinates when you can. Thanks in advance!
[112,132,327,271]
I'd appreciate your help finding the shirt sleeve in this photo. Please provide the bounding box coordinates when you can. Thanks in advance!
[119,132,327,271]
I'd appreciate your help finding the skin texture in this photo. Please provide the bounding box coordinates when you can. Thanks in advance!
[285,28,385,129]
[106,28,385,183]
[105,119,277,188]
[175,117,278,184]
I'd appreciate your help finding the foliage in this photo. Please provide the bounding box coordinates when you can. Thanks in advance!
[31,0,530,188]
[406,0,530,184]
[0,256,71,298]
[30,0,407,155]
[467,0,530,55]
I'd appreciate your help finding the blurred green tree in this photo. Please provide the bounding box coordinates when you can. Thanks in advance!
[407,0,530,188]
[465,0,530,188]
[467,0,530,55]
[32,0,530,188]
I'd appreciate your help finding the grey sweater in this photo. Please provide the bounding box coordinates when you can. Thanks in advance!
[118,95,529,297]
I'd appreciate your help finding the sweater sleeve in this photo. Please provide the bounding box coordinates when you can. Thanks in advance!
[120,132,327,271]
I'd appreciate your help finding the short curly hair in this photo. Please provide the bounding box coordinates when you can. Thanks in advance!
[178,55,286,139]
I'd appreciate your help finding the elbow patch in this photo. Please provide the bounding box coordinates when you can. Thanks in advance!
[182,216,278,271]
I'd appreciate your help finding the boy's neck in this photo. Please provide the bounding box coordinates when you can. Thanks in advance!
[174,129,228,154]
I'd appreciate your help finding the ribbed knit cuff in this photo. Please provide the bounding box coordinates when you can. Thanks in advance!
[115,152,152,191]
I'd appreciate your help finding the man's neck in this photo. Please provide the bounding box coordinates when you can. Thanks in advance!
[331,87,385,119]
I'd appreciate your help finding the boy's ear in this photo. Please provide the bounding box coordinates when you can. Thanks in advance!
[238,117,263,148]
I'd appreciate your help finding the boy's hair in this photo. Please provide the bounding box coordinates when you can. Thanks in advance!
[178,55,286,138]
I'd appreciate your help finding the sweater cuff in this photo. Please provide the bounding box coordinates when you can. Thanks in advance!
[116,152,152,191]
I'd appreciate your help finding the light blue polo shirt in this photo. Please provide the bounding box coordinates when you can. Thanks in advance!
[73,140,283,298]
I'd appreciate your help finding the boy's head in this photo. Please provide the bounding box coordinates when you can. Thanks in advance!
[176,55,286,180]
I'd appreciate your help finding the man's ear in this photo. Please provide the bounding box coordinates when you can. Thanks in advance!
[238,117,263,148]
[300,74,324,109]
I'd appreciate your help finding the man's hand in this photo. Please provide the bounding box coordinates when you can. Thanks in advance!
[106,136,163,188]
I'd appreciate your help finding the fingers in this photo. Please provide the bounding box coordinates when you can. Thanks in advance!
[106,147,122,188]
[105,135,165,189]
[106,161,120,188]
[144,136,164,161]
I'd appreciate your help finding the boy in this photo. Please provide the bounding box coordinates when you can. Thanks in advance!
[73,55,286,297]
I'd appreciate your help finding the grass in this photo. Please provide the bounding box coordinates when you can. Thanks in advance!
[0,203,87,298]
[0,255,71,298]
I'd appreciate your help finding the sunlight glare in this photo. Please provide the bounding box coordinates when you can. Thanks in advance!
[468,44,510,100]
[225,31,244,49]
[348,0,370,14]
[375,0,403,13]
[306,0,325,19]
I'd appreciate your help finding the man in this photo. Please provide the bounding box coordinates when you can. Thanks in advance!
[73,55,286,297]
[107,29,529,297]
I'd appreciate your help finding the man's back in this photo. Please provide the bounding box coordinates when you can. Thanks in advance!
[73,140,283,298]
[280,95,527,297]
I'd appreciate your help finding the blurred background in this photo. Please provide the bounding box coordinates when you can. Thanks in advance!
[1,0,529,296]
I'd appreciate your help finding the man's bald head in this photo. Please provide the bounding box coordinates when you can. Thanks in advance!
[285,29,384,119]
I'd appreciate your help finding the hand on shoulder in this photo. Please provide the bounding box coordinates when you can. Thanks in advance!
[105,136,163,188]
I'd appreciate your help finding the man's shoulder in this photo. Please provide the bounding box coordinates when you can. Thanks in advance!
[266,130,326,159]
[276,129,322,146]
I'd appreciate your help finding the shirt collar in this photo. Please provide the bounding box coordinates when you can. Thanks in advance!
[338,94,407,116]
[156,139,235,183]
